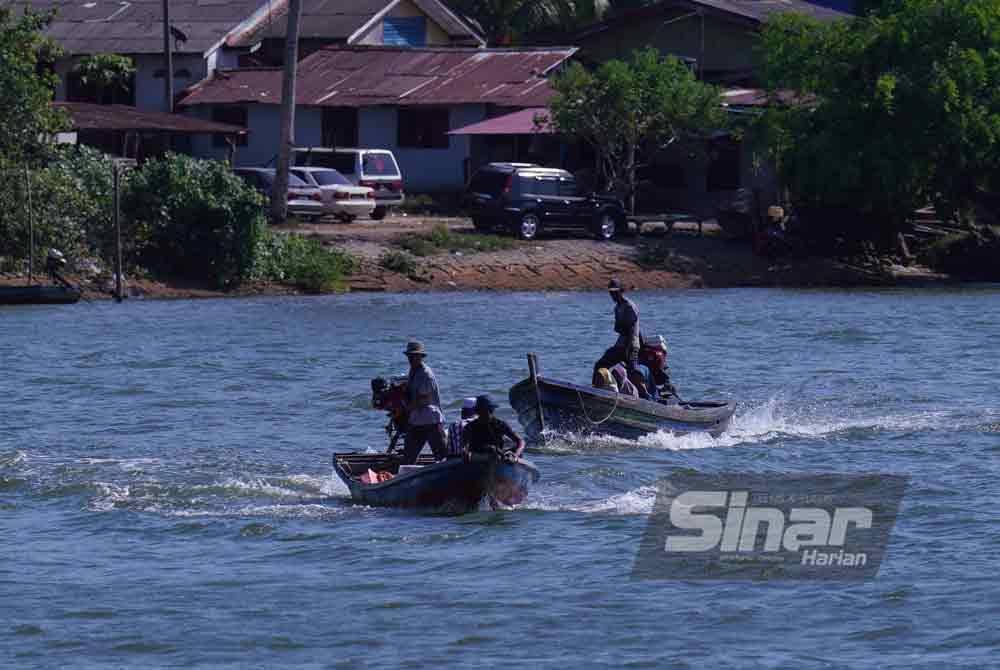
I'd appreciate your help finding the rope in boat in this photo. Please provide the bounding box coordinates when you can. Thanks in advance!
[577,389,620,425]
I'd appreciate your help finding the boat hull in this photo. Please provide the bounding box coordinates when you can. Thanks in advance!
[0,285,80,305]
[509,376,735,441]
[333,452,540,513]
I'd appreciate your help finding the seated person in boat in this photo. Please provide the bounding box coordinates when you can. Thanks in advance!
[638,335,679,403]
[593,278,643,389]
[445,397,478,459]
[402,341,447,464]
[461,395,525,462]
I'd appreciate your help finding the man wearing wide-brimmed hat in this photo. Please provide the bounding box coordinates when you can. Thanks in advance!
[401,341,447,464]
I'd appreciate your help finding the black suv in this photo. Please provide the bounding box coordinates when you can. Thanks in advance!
[466,163,626,240]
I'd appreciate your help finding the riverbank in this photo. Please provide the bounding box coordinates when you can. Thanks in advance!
[1,215,952,299]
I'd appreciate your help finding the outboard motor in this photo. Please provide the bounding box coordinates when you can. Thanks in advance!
[639,335,679,401]
[371,376,409,452]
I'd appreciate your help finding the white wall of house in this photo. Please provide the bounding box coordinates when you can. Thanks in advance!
[187,102,487,191]
[187,104,322,166]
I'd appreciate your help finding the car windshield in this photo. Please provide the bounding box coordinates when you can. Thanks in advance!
[307,169,351,187]
[361,153,399,177]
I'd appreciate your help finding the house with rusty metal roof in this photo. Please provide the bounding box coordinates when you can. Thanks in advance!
[547,0,851,85]
[177,44,576,190]
[2,0,483,113]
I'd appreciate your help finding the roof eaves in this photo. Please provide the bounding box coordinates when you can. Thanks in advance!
[346,0,401,44]
[411,0,486,46]
[223,0,290,49]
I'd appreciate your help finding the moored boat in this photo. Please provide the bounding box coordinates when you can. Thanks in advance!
[509,356,735,441]
[333,452,541,513]
[0,285,81,306]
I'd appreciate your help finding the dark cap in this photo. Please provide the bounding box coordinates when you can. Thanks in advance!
[608,278,624,292]
[475,395,499,412]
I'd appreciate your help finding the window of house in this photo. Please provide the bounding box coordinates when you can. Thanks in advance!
[383,17,427,46]
[322,108,358,148]
[212,106,248,147]
[397,108,449,149]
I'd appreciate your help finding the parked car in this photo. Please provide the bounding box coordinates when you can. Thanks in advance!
[290,167,376,223]
[465,163,626,240]
[292,148,404,220]
[233,168,325,221]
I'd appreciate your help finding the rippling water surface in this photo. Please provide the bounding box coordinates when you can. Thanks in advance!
[2,289,999,668]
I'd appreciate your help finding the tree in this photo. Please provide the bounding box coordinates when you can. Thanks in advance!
[449,0,609,44]
[270,0,303,223]
[759,2,1000,238]
[0,7,67,166]
[71,54,135,104]
[548,48,724,212]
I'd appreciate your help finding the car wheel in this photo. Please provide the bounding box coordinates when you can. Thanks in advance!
[594,212,618,241]
[517,213,540,240]
[371,206,387,221]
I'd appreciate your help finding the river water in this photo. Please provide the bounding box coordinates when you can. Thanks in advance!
[2,289,998,668]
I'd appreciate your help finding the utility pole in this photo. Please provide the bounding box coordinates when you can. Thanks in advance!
[162,0,173,112]
[270,0,303,224]
[113,163,123,302]
[25,168,33,285]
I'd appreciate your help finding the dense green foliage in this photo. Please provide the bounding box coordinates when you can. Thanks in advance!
[448,0,608,44]
[379,249,420,278]
[549,48,724,212]
[124,154,267,286]
[0,7,67,166]
[71,54,135,103]
[252,233,357,292]
[759,2,1000,238]
[397,224,516,256]
[0,146,114,270]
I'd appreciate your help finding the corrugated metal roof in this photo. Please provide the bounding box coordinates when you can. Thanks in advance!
[2,0,267,54]
[572,0,849,42]
[2,0,483,55]
[179,45,576,108]
[448,107,552,135]
[56,102,248,134]
[226,0,483,48]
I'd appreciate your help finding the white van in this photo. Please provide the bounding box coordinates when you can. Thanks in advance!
[292,148,404,220]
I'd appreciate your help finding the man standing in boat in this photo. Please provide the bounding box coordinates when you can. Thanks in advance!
[592,278,642,386]
[461,396,525,462]
[401,341,447,464]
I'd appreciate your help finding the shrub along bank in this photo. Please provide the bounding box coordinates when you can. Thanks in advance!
[0,148,357,291]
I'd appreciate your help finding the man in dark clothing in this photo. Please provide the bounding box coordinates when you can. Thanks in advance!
[592,278,642,385]
[461,395,525,462]
[401,341,447,464]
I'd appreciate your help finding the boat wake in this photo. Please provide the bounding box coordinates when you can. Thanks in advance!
[538,396,962,453]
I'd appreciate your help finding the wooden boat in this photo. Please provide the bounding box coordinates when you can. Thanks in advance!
[509,355,736,441]
[0,285,81,305]
[333,452,541,513]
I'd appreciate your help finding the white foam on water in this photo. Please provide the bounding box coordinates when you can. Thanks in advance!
[209,477,305,499]
[88,482,132,512]
[521,485,658,516]
[0,450,27,468]
[542,396,962,453]
[164,503,348,520]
